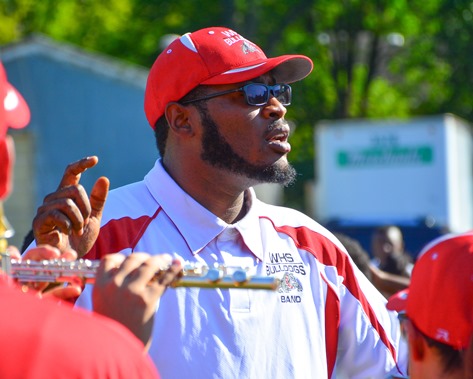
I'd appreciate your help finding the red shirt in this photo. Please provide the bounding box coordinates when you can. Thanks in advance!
[0,276,159,379]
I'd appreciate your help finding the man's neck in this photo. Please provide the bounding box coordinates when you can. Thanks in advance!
[162,158,251,224]
[409,356,464,379]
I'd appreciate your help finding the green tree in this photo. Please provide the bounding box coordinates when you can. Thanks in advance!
[427,0,473,121]
[1,0,470,211]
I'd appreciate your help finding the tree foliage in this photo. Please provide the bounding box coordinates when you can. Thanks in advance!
[2,0,472,209]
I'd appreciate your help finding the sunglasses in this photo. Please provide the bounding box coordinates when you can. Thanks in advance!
[180,83,292,107]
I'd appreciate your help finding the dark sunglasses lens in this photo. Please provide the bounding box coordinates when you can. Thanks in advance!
[273,84,291,105]
[245,84,269,106]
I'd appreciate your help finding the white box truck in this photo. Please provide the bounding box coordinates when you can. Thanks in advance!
[314,114,473,256]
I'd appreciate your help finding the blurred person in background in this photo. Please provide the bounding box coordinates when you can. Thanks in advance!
[371,225,414,278]
[336,233,410,298]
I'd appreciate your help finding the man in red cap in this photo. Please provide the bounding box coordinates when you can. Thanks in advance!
[30,27,408,378]
[0,61,31,248]
[387,232,473,378]
[0,60,186,378]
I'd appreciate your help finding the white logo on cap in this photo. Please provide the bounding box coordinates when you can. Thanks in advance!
[242,41,257,54]
[4,89,19,111]
[221,30,247,47]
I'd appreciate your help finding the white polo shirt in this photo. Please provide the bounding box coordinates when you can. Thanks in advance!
[77,159,407,379]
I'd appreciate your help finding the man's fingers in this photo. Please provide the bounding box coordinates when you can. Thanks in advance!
[43,185,91,213]
[39,186,92,234]
[126,254,175,288]
[113,253,156,285]
[41,284,82,301]
[154,259,183,286]
[34,207,83,236]
[101,253,127,271]
[90,176,110,219]
[95,253,179,292]
[5,245,21,260]
[57,156,98,189]
[95,254,127,285]
[60,248,78,261]
[21,245,61,261]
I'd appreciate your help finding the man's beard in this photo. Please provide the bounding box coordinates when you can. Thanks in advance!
[196,103,297,186]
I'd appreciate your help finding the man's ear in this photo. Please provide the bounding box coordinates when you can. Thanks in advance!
[164,102,193,135]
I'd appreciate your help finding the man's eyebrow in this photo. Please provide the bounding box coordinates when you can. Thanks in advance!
[248,74,277,84]
[249,77,264,83]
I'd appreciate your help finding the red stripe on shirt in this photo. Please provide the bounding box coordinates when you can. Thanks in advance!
[267,221,398,374]
[321,274,340,378]
[84,208,161,260]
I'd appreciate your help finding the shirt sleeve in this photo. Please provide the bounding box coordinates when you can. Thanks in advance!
[334,262,408,378]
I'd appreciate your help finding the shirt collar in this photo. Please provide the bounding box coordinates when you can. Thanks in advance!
[233,189,264,261]
[144,159,264,260]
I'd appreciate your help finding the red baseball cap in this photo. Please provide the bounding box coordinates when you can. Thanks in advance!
[0,61,30,138]
[144,26,313,128]
[387,232,473,350]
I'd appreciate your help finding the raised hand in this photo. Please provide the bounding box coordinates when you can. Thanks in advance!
[32,156,109,257]
[92,253,182,349]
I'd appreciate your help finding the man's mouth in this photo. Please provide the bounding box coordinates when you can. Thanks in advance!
[265,126,291,154]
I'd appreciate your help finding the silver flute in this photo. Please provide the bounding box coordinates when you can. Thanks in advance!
[1,255,279,290]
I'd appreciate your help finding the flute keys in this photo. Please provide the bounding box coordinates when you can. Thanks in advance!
[206,267,223,282]
[232,269,248,285]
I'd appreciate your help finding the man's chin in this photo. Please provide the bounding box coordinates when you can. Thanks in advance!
[254,161,297,187]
